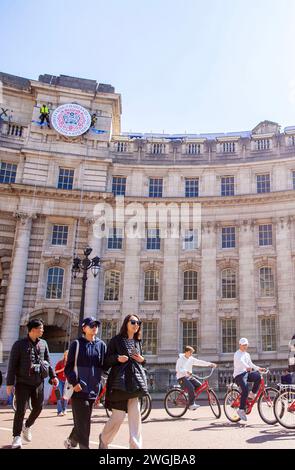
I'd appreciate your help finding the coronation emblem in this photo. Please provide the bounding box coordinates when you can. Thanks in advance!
[51,103,91,136]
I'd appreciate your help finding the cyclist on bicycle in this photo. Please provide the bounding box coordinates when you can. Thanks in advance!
[176,346,217,410]
[233,337,266,421]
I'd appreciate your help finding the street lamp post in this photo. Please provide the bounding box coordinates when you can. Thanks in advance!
[72,246,101,337]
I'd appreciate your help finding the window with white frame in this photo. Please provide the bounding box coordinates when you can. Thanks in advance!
[261,317,277,351]
[52,225,69,246]
[182,229,198,250]
[112,176,126,196]
[0,162,17,183]
[182,320,198,352]
[183,270,198,300]
[185,178,199,197]
[292,171,295,190]
[142,321,158,355]
[144,270,159,301]
[58,168,74,190]
[149,178,163,197]
[222,142,235,153]
[46,267,64,299]
[152,143,165,155]
[186,143,201,155]
[259,267,274,297]
[256,139,270,150]
[104,270,120,301]
[222,227,236,248]
[221,319,237,353]
[100,320,118,345]
[258,224,273,246]
[221,176,235,196]
[146,228,161,250]
[256,174,270,193]
[116,142,127,152]
[221,269,237,298]
[107,228,123,249]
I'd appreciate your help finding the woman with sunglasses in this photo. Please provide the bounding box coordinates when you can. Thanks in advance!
[99,314,148,449]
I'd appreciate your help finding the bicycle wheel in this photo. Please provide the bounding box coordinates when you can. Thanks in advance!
[140,393,152,422]
[223,389,241,422]
[164,388,188,418]
[274,389,295,429]
[207,389,221,419]
[257,386,278,425]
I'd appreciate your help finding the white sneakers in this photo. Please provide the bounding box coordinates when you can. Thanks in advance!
[11,436,22,449]
[64,437,78,449]
[22,424,32,442]
[189,403,200,411]
[237,409,247,421]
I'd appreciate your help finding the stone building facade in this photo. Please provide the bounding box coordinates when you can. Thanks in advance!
[1,71,295,375]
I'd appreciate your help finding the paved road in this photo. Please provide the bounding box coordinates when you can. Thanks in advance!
[0,403,295,449]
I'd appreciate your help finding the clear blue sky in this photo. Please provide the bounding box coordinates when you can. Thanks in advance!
[1,0,295,134]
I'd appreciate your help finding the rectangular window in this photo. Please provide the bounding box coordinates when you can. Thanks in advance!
[52,225,69,246]
[107,228,123,249]
[183,271,198,300]
[182,321,198,352]
[112,176,126,196]
[182,229,198,250]
[0,162,17,183]
[221,319,237,353]
[142,321,158,355]
[149,178,163,198]
[221,176,235,196]
[186,143,201,155]
[261,317,277,352]
[100,320,118,345]
[152,143,165,155]
[116,142,127,152]
[222,142,235,153]
[185,178,199,197]
[256,139,270,150]
[58,168,74,190]
[258,224,273,246]
[144,271,159,301]
[292,171,295,190]
[146,228,161,250]
[256,174,270,193]
[222,227,236,248]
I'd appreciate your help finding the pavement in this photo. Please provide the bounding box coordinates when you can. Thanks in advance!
[0,402,295,449]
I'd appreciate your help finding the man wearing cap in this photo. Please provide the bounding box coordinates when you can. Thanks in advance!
[233,338,266,421]
[64,316,106,449]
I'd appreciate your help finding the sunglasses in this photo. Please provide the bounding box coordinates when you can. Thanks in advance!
[129,319,142,326]
[88,322,100,328]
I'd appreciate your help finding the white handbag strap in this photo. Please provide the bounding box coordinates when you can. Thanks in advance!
[74,339,79,376]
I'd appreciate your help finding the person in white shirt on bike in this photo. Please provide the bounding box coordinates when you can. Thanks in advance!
[233,338,266,421]
[176,346,217,410]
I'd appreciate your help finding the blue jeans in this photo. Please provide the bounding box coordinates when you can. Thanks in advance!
[57,380,67,414]
[234,371,261,410]
[178,376,201,406]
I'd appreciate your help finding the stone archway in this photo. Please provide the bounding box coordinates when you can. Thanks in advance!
[21,308,78,353]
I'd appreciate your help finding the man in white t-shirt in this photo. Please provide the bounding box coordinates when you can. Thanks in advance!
[233,338,266,421]
[176,346,217,410]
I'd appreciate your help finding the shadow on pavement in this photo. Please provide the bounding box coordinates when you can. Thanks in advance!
[246,428,295,444]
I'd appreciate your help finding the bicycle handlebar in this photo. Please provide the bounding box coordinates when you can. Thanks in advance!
[191,367,216,381]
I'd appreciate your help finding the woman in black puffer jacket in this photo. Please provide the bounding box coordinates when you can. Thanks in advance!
[99,314,148,449]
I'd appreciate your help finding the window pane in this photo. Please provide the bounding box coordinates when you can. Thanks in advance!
[221,269,236,298]
[100,320,118,345]
[261,318,276,351]
[142,321,158,354]
[260,267,274,297]
[144,270,159,301]
[112,176,126,195]
[104,271,120,301]
[222,227,236,248]
[52,225,68,245]
[182,321,198,352]
[58,168,74,190]
[0,162,17,183]
[46,267,64,299]
[221,319,237,353]
[149,178,163,197]
[183,271,198,300]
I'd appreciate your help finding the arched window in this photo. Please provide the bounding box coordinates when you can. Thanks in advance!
[144,270,159,301]
[183,270,198,300]
[46,267,64,299]
[259,267,274,297]
[221,268,236,299]
[104,270,120,301]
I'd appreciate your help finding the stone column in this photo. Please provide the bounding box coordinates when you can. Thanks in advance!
[122,236,141,316]
[200,222,217,357]
[238,219,256,347]
[1,212,33,352]
[275,217,294,355]
[84,218,102,318]
[159,236,179,360]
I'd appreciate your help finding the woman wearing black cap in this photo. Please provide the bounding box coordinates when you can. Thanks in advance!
[99,314,148,449]
[64,316,106,449]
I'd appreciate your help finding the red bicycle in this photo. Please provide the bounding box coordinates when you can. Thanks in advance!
[223,370,279,424]
[164,368,221,419]
[95,376,152,422]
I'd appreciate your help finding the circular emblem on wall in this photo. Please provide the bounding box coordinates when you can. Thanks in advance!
[51,103,91,137]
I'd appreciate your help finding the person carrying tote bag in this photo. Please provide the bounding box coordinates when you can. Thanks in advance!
[64,317,106,449]
[63,344,79,401]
